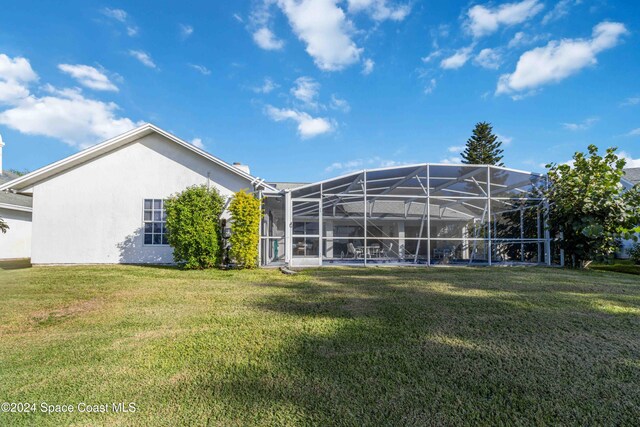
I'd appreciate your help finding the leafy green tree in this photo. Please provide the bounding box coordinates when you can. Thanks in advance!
[461,122,504,166]
[164,185,225,269]
[7,169,29,177]
[0,218,8,234]
[545,145,640,267]
[228,190,262,269]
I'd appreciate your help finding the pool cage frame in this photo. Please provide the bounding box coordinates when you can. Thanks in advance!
[259,163,553,268]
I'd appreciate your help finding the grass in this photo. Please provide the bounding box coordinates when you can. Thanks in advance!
[590,259,640,275]
[0,265,639,426]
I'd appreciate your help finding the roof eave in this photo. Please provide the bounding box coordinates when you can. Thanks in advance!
[0,123,276,193]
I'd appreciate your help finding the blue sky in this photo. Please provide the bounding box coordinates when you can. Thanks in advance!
[0,0,638,182]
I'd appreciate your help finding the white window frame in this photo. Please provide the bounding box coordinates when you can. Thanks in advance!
[142,199,168,246]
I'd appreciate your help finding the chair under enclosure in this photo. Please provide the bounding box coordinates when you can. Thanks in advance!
[260,164,553,267]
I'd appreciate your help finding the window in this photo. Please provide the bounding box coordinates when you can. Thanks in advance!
[143,199,167,245]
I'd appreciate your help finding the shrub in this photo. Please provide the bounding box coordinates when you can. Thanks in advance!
[629,243,640,265]
[228,190,262,269]
[545,145,640,267]
[0,218,7,234]
[164,185,225,269]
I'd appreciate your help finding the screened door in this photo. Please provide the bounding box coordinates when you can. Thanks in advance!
[291,198,322,266]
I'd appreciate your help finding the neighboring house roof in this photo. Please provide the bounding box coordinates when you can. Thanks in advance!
[624,168,640,185]
[268,182,308,190]
[0,172,32,211]
[0,123,276,194]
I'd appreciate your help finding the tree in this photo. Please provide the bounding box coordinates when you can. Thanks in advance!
[7,169,29,177]
[461,122,504,166]
[545,145,640,267]
[0,218,8,234]
[164,185,225,269]
[228,190,262,269]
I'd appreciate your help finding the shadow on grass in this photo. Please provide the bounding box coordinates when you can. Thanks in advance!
[0,258,31,270]
[183,268,640,425]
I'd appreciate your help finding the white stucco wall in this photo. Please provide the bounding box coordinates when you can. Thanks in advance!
[31,133,253,264]
[0,207,31,259]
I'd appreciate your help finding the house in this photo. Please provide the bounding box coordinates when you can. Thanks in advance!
[0,170,32,260]
[1,123,552,267]
[0,124,273,264]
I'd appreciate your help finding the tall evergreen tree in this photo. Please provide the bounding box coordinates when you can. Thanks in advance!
[461,122,504,166]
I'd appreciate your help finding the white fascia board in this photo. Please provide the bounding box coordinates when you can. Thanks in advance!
[0,123,276,193]
[0,202,32,212]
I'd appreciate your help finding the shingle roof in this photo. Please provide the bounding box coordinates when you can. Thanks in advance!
[267,182,308,190]
[0,172,32,209]
[624,168,640,185]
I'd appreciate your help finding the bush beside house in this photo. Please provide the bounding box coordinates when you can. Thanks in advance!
[164,185,225,269]
[228,190,262,269]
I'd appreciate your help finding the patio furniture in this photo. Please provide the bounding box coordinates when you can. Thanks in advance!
[347,243,363,259]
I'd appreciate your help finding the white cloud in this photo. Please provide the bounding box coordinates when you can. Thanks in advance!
[276,0,362,71]
[0,87,138,149]
[291,76,320,108]
[440,46,473,70]
[179,24,194,39]
[473,48,502,70]
[496,134,513,145]
[507,31,549,49]
[325,156,407,172]
[421,50,442,63]
[265,105,333,138]
[562,117,598,131]
[619,151,640,167]
[362,58,375,75]
[440,156,462,164]
[129,50,156,68]
[542,0,580,25]
[189,64,211,75]
[330,94,350,112]
[101,8,138,36]
[346,0,411,21]
[252,77,278,94]
[101,7,127,22]
[233,13,244,23]
[0,54,139,148]
[423,78,436,94]
[58,64,118,91]
[447,145,464,153]
[621,96,640,107]
[0,54,38,104]
[253,27,284,50]
[191,138,205,149]
[497,21,628,95]
[466,0,544,38]
[625,128,640,137]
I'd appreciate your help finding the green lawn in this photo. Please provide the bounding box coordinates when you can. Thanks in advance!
[590,259,640,275]
[1,265,639,426]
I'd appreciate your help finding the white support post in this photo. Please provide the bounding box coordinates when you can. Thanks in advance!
[363,170,367,266]
[537,207,542,263]
[284,191,292,266]
[398,222,405,261]
[520,206,525,262]
[258,190,263,266]
[427,165,431,267]
[487,166,492,266]
[318,183,323,267]
[544,201,551,266]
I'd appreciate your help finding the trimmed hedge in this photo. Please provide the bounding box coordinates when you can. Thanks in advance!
[228,190,262,269]
[164,185,225,269]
